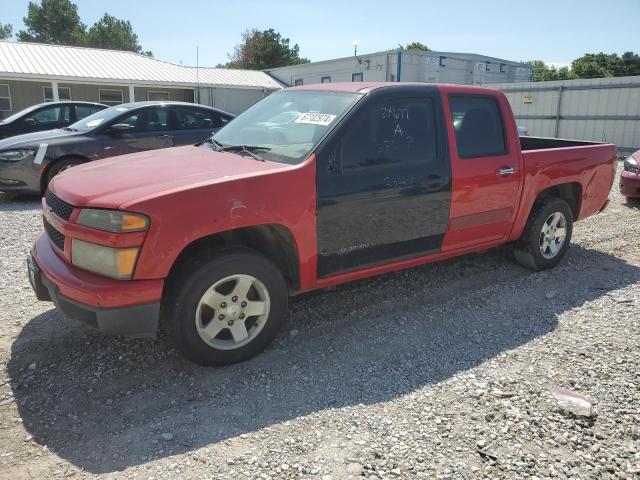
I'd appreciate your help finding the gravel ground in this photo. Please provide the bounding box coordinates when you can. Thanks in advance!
[0,163,638,479]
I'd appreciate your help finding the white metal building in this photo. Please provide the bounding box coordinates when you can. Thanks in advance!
[493,75,640,155]
[0,41,283,117]
[266,49,532,87]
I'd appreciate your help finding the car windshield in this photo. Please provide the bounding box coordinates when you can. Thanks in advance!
[70,105,132,131]
[208,90,362,164]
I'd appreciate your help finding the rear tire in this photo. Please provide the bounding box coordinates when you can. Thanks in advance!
[166,249,288,366]
[514,198,573,271]
[45,158,84,188]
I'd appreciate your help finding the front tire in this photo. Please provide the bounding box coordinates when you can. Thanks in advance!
[514,198,573,271]
[166,249,288,366]
[45,158,84,187]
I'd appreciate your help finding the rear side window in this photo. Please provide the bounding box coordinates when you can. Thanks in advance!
[117,108,169,132]
[449,95,506,158]
[174,107,226,130]
[339,97,438,172]
[75,105,102,120]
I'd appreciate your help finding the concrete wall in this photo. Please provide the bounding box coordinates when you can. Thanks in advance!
[492,75,640,155]
[266,50,532,87]
[197,87,271,115]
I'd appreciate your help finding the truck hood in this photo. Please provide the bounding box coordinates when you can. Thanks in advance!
[51,145,291,208]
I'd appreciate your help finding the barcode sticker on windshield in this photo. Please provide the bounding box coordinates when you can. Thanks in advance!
[295,113,336,126]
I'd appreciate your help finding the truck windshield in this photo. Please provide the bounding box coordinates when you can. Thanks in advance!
[208,90,362,164]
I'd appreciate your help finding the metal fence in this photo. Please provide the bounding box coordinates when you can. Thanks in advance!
[489,76,640,155]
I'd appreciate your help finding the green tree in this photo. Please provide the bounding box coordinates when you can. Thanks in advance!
[525,60,575,81]
[17,0,86,46]
[86,14,151,56]
[0,23,12,40]
[571,51,640,78]
[221,29,309,69]
[405,41,430,51]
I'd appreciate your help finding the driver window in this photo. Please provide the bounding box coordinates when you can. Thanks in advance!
[31,106,71,124]
[338,97,437,173]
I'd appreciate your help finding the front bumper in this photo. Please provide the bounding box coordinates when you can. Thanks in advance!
[29,233,164,338]
[620,170,640,198]
[0,158,42,194]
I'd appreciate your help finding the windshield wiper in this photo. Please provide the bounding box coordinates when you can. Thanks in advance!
[63,126,78,132]
[220,144,271,162]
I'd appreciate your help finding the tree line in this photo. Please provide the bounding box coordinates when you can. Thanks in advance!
[0,0,152,56]
[526,53,640,81]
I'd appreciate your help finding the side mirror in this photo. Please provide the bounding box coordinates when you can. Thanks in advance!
[108,123,132,134]
[24,118,36,126]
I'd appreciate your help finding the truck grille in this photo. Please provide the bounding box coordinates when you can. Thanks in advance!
[45,190,73,221]
[44,218,65,251]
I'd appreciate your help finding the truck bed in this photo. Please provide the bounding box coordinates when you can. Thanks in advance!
[520,136,604,151]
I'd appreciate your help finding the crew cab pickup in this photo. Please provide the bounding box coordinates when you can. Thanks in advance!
[28,83,617,366]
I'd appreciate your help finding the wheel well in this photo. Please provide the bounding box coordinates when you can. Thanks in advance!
[40,155,89,193]
[167,225,301,291]
[534,183,581,220]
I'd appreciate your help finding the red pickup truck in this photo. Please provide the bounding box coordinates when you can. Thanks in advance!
[28,83,617,365]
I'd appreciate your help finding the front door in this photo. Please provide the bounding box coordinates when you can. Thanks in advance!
[103,107,175,158]
[23,105,72,133]
[316,86,452,278]
[442,94,522,251]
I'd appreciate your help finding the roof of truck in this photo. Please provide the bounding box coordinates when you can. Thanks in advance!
[286,82,501,94]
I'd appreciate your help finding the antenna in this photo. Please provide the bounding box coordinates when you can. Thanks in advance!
[352,40,361,64]
[196,45,200,104]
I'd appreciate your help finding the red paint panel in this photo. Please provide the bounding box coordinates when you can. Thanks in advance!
[33,233,164,308]
[438,85,524,251]
[508,144,617,240]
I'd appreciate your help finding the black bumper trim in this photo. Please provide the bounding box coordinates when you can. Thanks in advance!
[29,254,160,338]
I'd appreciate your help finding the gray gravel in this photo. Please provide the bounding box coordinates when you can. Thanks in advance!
[0,163,638,479]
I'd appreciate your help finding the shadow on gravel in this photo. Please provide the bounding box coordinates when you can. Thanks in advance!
[0,193,41,211]
[623,198,640,211]
[8,245,640,474]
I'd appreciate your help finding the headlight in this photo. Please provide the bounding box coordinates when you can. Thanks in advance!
[623,156,639,173]
[0,149,35,162]
[76,209,149,233]
[71,239,140,280]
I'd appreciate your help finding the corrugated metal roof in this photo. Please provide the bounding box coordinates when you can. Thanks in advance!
[0,41,283,90]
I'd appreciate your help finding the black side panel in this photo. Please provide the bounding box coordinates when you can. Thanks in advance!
[315,85,452,278]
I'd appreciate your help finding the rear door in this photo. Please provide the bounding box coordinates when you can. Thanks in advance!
[315,86,451,277]
[171,106,231,145]
[442,93,522,251]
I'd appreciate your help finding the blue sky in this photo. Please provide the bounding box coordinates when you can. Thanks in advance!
[2,0,639,67]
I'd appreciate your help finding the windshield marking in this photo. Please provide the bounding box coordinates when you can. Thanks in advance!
[294,113,337,126]
[85,119,104,127]
[33,143,48,165]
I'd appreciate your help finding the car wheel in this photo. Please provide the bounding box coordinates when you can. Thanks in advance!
[514,198,573,271]
[166,249,288,366]
[45,158,83,187]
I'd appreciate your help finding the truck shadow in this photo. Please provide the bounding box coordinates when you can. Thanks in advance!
[7,245,640,474]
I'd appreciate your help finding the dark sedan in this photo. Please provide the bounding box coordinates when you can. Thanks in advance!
[0,101,107,140]
[0,101,233,194]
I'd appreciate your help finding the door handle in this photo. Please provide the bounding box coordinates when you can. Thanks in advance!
[498,167,516,176]
[157,134,173,139]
